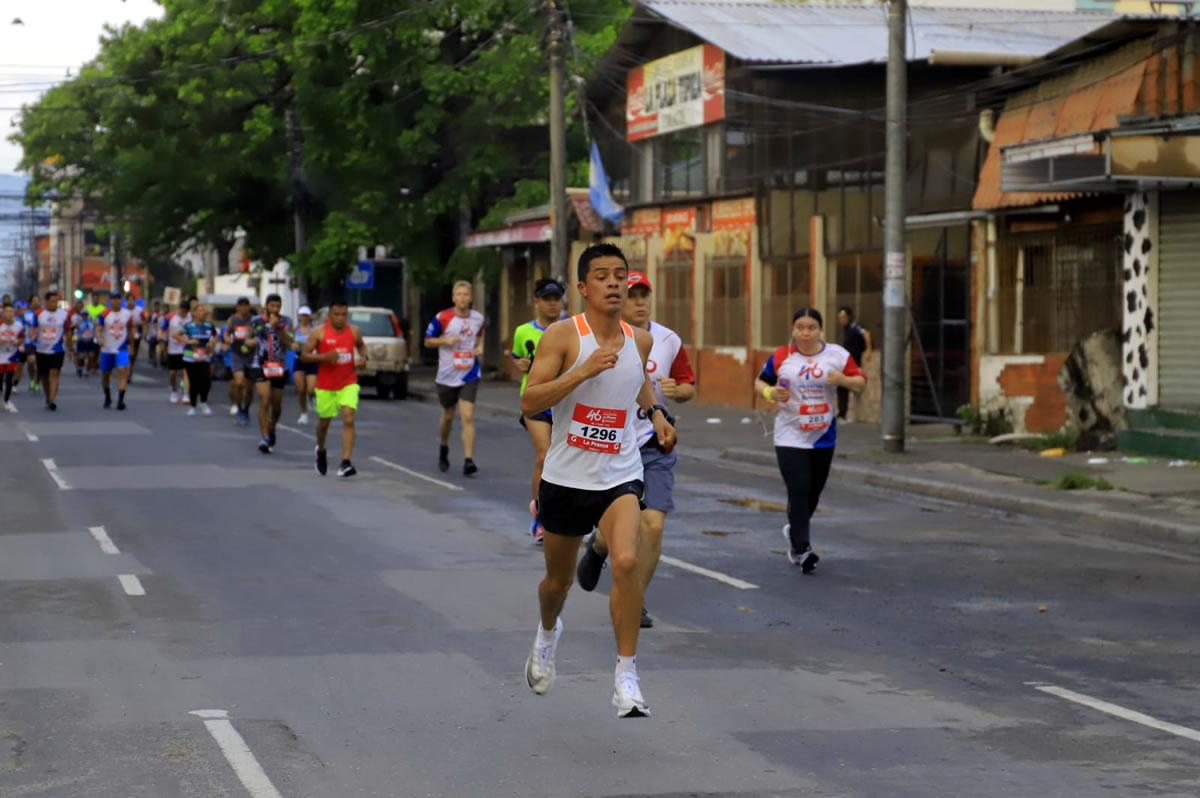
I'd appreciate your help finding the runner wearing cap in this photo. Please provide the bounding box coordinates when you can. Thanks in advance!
[424,280,485,476]
[575,270,696,628]
[21,295,41,394]
[512,278,565,543]
[292,306,317,424]
[34,290,72,411]
[1,301,24,412]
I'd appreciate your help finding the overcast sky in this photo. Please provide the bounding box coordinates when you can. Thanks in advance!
[0,0,162,174]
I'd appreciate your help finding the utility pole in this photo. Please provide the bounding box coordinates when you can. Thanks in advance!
[882,0,908,454]
[286,102,309,302]
[547,0,569,279]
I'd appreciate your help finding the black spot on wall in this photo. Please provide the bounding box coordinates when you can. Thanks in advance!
[1139,385,1148,397]
[1132,367,1140,382]
[1079,407,1091,424]
[1144,307,1155,333]
[1132,257,1142,276]
[1124,268,1133,281]
[1136,325,1143,337]
[1142,283,1148,296]
[1126,351,1133,364]
[1124,232,1135,254]
[1139,344,1149,369]
[1127,291,1138,313]
[1127,390,1134,403]
[1142,237,1152,255]
[1132,208,1147,231]
[1122,327,1132,344]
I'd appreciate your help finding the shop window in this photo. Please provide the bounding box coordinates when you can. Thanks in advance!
[704,256,746,347]
[833,252,883,348]
[761,258,810,346]
[656,257,694,344]
[997,225,1122,354]
[655,129,704,201]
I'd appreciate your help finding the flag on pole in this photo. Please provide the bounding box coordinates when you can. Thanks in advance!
[589,141,624,225]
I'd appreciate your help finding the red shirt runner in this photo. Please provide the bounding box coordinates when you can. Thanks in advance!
[316,323,358,391]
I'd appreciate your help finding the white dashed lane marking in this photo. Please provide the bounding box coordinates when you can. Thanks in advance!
[190,710,285,798]
[41,458,71,490]
[118,574,146,596]
[370,456,464,492]
[89,526,120,554]
[1028,682,1200,743]
[659,555,759,590]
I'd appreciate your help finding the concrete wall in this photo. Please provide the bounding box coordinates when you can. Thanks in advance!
[979,354,1069,434]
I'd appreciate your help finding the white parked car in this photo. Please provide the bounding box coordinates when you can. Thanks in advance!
[313,305,409,399]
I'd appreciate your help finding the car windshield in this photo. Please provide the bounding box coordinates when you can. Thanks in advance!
[348,311,396,337]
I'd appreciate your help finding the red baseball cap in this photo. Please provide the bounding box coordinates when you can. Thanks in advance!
[627,270,653,292]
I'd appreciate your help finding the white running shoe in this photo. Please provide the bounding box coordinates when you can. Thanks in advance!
[186,407,197,417]
[782,523,798,564]
[169,391,180,404]
[3,400,15,413]
[612,669,650,718]
[525,617,563,696]
[297,412,309,425]
[200,403,213,416]
[229,404,239,416]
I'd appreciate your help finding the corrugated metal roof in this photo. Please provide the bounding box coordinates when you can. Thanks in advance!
[639,1,1115,66]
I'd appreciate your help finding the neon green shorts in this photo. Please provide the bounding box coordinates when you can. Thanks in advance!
[315,384,360,419]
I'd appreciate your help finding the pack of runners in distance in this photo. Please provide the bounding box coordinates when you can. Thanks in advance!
[0,289,368,480]
[507,242,865,719]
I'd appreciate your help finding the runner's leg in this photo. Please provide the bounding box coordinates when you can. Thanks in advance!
[339,405,356,463]
[459,399,476,461]
[538,532,583,632]
[635,509,666,590]
[599,494,643,657]
[47,362,60,404]
[255,381,272,437]
[526,419,552,506]
[438,404,455,447]
[3,370,13,404]
[294,370,307,415]
[269,385,283,433]
[776,446,814,553]
[316,416,331,451]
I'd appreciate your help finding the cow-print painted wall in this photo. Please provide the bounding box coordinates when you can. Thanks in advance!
[1122,192,1155,408]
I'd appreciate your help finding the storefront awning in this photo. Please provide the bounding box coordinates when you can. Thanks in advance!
[1001,122,1200,193]
[464,220,552,248]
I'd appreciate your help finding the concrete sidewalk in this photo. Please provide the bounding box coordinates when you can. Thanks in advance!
[406,368,1200,544]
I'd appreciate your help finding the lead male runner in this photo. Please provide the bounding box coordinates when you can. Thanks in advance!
[576,270,695,628]
[521,242,675,718]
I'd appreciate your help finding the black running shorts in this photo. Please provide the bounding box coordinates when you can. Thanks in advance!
[537,479,645,538]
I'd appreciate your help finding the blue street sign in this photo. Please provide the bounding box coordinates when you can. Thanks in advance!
[348,260,375,290]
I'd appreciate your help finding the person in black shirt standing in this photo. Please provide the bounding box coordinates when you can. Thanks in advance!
[836,307,872,421]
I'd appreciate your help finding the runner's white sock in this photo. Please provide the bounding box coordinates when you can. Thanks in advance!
[616,655,636,675]
[536,623,557,646]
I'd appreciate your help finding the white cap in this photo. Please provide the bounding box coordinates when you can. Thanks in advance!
[298,305,312,316]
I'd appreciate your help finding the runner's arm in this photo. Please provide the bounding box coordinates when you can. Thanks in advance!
[521,322,586,416]
[634,328,677,450]
[354,325,368,366]
[299,330,322,362]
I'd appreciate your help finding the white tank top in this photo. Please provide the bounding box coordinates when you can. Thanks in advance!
[542,314,646,491]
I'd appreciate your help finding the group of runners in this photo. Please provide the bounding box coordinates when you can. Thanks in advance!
[516,242,865,718]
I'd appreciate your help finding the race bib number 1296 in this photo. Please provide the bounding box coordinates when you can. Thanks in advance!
[567,403,627,455]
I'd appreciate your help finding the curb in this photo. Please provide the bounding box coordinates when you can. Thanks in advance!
[719,447,1200,546]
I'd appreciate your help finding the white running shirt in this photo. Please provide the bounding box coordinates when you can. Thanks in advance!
[167,313,188,355]
[425,308,484,388]
[35,308,70,355]
[0,320,23,364]
[101,308,133,354]
[758,342,865,449]
[631,320,694,447]
[541,314,646,491]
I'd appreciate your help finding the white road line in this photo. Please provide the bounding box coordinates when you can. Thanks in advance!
[370,456,464,492]
[1028,682,1200,743]
[89,526,120,554]
[659,555,759,590]
[118,574,146,596]
[20,425,38,442]
[41,458,71,491]
[276,423,315,441]
[190,710,285,798]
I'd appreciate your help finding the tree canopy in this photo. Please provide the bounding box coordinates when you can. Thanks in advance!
[12,0,629,289]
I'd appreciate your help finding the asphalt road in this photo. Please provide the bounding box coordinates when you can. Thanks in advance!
[1,368,1198,798]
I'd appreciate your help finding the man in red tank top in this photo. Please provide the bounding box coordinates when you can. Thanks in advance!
[301,300,367,477]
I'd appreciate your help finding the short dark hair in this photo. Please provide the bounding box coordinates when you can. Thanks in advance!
[576,242,628,284]
[236,297,250,306]
[45,290,57,300]
[178,301,189,311]
[838,306,855,319]
[265,293,282,304]
[329,298,349,309]
[792,307,824,328]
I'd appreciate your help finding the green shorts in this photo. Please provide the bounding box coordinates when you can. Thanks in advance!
[315,384,360,418]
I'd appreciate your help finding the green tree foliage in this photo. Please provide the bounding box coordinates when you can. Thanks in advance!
[11,0,629,289]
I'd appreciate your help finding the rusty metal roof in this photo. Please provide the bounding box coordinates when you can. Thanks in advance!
[637,1,1114,66]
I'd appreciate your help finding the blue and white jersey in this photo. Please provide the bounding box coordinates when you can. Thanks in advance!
[426,308,484,387]
[758,342,865,450]
[100,308,133,354]
[35,308,70,354]
[21,309,37,345]
[0,320,23,363]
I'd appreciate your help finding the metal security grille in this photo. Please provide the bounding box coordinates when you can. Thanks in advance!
[761,258,810,345]
[656,257,694,344]
[998,225,1122,354]
[703,256,747,346]
[1158,194,1200,408]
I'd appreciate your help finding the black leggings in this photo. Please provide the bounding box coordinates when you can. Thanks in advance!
[775,446,835,552]
[185,362,211,406]
[2,370,12,403]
